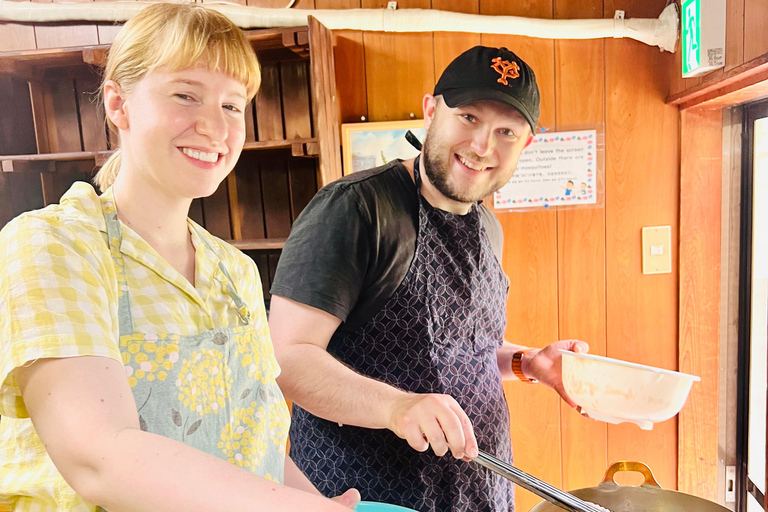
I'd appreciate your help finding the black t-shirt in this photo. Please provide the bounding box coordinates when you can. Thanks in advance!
[270,160,505,339]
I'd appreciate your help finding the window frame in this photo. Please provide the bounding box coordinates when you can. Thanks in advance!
[736,99,768,512]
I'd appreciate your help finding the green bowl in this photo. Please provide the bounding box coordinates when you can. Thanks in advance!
[354,501,418,512]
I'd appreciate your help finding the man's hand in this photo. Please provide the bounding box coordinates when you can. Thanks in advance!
[522,340,589,408]
[387,393,479,459]
[330,489,361,509]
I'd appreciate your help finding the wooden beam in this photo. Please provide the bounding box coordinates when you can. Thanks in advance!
[227,238,286,251]
[678,107,722,501]
[82,48,108,67]
[667,53,768,108]
[308,17,342,186]
[2,160,55,173]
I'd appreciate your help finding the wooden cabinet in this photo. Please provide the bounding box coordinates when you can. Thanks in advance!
[0,18,340,302]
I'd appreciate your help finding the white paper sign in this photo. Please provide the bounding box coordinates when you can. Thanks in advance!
[494,129,597,209]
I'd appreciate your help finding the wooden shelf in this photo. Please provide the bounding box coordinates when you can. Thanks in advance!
[245,26,309,60]
[1,139,319,172]
[227,238,286,251]
[0,45,109,79]
[243,138,319,157]
[1,150,112,172]
[0,27,309,79]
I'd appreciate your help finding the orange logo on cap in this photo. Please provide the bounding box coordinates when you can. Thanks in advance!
[490,57,520,86]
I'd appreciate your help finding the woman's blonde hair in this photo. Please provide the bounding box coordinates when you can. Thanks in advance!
[94,3,260,191]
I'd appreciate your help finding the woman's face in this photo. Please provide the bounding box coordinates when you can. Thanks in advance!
[114,65,248,200]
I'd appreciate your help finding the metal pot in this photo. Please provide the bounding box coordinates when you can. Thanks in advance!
[529,461,730,512]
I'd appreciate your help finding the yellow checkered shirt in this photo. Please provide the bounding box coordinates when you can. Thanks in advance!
[0,182,271,512]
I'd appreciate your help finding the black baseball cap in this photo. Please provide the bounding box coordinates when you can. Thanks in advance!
[434,46,540,132]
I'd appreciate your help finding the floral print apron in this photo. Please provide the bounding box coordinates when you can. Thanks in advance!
[100,194,290,486]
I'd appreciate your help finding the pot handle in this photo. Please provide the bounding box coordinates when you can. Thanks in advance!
[601,461,663,488]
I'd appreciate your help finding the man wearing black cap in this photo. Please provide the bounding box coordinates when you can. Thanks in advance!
[269,46,589,512]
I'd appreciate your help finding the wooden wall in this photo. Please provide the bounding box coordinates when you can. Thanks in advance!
[0,0,688,510]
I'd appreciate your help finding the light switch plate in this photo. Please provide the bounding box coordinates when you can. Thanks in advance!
[642,226,672,274]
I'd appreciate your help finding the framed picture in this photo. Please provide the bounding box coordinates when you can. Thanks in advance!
[341,119,426,174]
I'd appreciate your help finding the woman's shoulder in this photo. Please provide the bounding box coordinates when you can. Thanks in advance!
[0,182,108,257]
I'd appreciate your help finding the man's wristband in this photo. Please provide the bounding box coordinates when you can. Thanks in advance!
[512,350,538,383]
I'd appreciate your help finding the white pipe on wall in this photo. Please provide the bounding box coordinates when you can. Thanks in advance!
[0,0,679,53]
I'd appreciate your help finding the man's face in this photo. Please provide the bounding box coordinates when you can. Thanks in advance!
[421,96,532,205]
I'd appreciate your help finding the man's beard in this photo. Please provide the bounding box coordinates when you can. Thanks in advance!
[422,127,508,204]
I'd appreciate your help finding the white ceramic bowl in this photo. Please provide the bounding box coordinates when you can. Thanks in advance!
[559,349,700,430]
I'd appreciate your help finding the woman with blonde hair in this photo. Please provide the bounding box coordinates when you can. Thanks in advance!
[0,4,359,511]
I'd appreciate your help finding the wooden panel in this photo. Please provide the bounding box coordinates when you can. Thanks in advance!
[480,0,551,17]
[50,160,94,204]
[433,33,481,80]
[280,60,313,139]
[287,157,318,221]
[605,0,680,489]
[77,72,108,152]
[678,107,721,500]
[744,0,768,62]
[555,0,608,490]
[46,79,82,153]
[233,152,267,240]
[260,158,292,238]
[97,23,124,45]
[227,172,242,241]
[497,211,560,512]
[363,31,434,121]
[482,2,559,504]
[308,17,343,186]
[0,76,38,228]
[0,171,16,227]
[431,0,480,82]
[8,172,44,218]
[362,0,428,6]
[268,254,280,292]
[331,30,367,124]
[554,0,601,18]
[315,0,360,7]
[2,75,45,217]
[201,180,232,240]
[431,0,478,11]
[725,0,745,72]
[35,24,99,49]
[29,82,52,153]
[245,100,257,143]
[0,23,37,52]
[246,0,314,7]
[255,62,284,141]
[0,76,37,156]
[189,199,204,226]
[243,251,272,303]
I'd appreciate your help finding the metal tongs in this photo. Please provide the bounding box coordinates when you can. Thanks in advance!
[471,450,610,512]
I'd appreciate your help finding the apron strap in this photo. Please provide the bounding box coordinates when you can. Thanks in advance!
[189,223,251,325]
[413,153,423,190]
[100,192,136,338]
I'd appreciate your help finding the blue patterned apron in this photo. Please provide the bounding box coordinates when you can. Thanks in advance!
[99,193,290,488]
[290,159,514,511]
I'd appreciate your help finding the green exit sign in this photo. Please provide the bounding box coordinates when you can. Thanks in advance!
[682,0,725,77]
